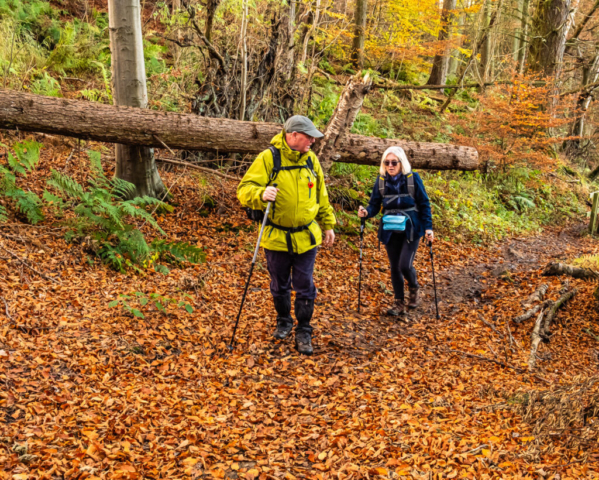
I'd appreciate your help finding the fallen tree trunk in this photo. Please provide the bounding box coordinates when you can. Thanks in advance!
[543,262,598,279]
[0,90,479,170]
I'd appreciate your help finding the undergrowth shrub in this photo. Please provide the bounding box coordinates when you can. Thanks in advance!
[423,169,585,243]
[44,151,204,274]
[0,139,44,224]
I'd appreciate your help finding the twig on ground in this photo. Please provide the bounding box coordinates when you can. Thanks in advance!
[0,242,60,283]
[464,444,489,455]
[522,284,548,307]
[543,288,578,334]
[62,148,76,172]
[528,310,545,371]
[445,348,549,383]
[1,296,14,322]
[514,300,552,324]
[478,314,502,336]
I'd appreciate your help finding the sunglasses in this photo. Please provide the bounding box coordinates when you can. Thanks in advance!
[384,160,399,167]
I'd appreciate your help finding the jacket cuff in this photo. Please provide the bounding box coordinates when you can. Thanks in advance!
[256,188,267,209]
[322,223,335,231]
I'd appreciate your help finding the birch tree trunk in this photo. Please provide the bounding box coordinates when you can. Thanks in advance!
[513,0,523,62]
[427,0,457,88]
[517,0,531,73]
[108,0,165,198]
[239,0,249,120]
[351,0,368,69]
[316,73,373,173]
[448,12,464,77]
[286,0,297,79]
[478,0,492,82]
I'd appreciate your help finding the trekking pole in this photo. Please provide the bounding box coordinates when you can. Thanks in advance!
[428,240,440,320]
[358,217,366,313]
[228,185,277,351]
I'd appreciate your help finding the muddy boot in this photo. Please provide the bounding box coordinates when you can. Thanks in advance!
[295,298,314,355]
[272,294,293,340]
[295,330,313,355]
[387,299,405,316]
[408,287,419,309]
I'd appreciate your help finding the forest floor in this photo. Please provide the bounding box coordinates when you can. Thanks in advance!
[1,148,599,480]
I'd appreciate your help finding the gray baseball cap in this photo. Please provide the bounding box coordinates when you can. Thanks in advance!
[284,115,324,138]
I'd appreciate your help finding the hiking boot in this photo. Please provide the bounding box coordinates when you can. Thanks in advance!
[408,287,419,309]
[387,299,405,316]
[272,295,293,340]
[295,330,313,355]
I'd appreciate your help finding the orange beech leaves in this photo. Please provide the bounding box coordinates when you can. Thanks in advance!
[1,138,599,479]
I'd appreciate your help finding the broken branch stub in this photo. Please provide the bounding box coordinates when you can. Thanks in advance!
[316,72,373,173]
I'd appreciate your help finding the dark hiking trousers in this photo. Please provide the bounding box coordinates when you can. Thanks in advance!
[265,247,318,333]
[384,233,420,301]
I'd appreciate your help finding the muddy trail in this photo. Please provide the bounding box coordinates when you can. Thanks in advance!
[1,160,599,479]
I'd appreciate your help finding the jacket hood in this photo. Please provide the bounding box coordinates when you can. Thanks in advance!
[270,131,303,163]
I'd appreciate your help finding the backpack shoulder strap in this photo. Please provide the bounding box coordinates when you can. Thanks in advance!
[378,175,385,196]
[267,146,282,185]
[406,173,415,199]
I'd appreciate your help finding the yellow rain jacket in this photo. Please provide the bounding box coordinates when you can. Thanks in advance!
[237,132,336,255]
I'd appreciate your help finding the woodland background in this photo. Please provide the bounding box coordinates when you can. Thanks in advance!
[1,0,599,478]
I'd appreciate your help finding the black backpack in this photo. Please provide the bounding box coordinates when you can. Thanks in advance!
[245,146,317,223]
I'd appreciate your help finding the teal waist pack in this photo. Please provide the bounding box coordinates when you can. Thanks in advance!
[382,214,407,231]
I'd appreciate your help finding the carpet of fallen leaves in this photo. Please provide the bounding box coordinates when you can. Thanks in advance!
[2,138,599,480]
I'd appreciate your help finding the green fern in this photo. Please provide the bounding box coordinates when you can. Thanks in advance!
[45,150,204,273]
[0,140,44,224]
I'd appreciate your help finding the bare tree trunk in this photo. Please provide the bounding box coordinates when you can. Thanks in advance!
[205,0,222,43]
[448,11,464,77]
[239,0,249,120]
[528,0,579,78]
[351,0,368,69]
[108,0,165,198]
[479,0,492,82]
[286,0,297,79]
[517,0,531,73]
[0,91,481,171]
[513,0,522,61]
[301,0,321,65]
[316,73,373,172]
[569,54,599,145]
[427,0,457,88]
[170,0,183,64]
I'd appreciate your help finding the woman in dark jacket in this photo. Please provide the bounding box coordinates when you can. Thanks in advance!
[358,146,434,316]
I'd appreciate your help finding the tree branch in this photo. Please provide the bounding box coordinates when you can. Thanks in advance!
[181,0,227,72]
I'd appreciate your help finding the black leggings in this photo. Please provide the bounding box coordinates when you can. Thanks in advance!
[384,233,420,300]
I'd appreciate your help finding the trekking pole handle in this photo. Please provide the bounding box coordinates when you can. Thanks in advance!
[251,183,277,264]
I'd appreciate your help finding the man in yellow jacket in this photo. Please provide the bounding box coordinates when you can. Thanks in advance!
[237,116,336,355]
